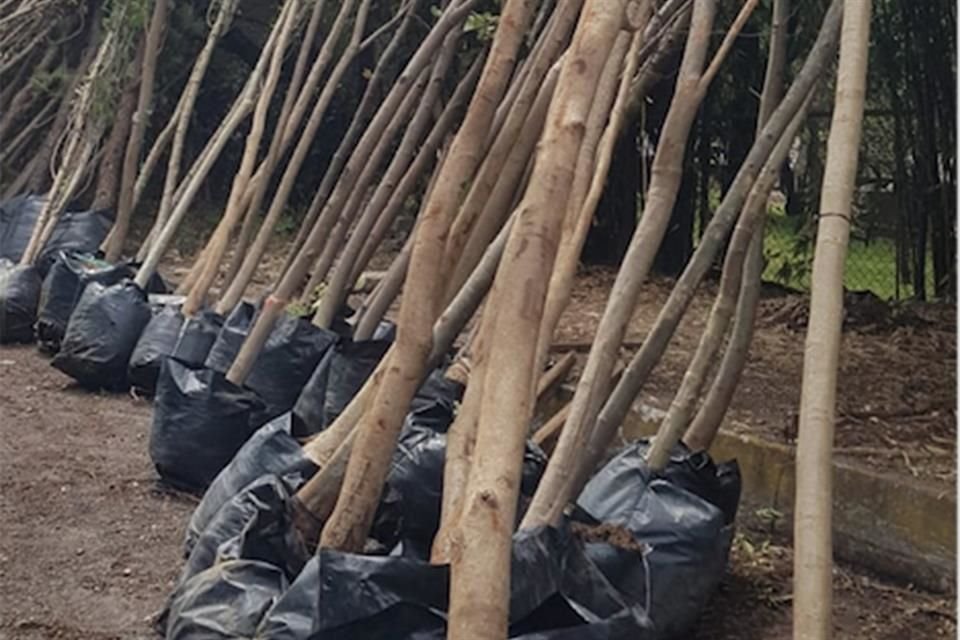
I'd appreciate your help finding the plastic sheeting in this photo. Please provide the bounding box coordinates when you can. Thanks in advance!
[165,476,655,640]
[36,251,133,352]
[184,413,318,556]
[51,280,151,389]
[128,303,185,395]
[574,440,741,639]
[0,259,40,343]
[0,194,45,263]
[245,315,337,424]
[172,309,223,367]
[292,337,391,434]
[374,403,547,559]
[204,301,257,372]
[149,358,266,492]
[0,194,113,276]
[163,391,738,640]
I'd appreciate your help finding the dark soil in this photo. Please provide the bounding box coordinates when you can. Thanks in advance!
[0,344,953,639]
[571,521,650,553]
[552,266,957,485]
[694,524,956,639]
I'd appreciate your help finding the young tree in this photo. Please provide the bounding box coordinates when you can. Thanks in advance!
[521,0,740,528]
[134,1,286,288]
[223,0,480,382]
[446,4,630,637]
[20,1,146,265]
[103,0,169,260]
[180,0,301,317]
[793,1,870,638]
[683,0,790,450]
[135,0,239,261]
[317,0,536,552]
[575,0,843,490]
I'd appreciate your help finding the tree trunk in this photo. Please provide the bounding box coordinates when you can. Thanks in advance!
[311,30,462,328]
[578,0,843,490]
[442,0,582,299]
[181,0,301,318]
[0,45,58,144]
[0,95,57,170]
[223,0,479,380]
[317,0,535,553]
[684,0,790,450]
[793,2,869,638]
[220,0,330,284]
[26,16,102,195]
[301,64,435,304]
[534,28,643,380]
[176,0,347,298]
[214,0,381,315]
[446,4,627,637]
[521,0,725,529]
[278,0,424,278]
[92,48,142,212]
[129,100,179,215]
[135,0,238,261]
[443,55,563,304]
[344,53,485,296]
[104,0,169,261]
[655,92,812,462]
[134,2,280,288]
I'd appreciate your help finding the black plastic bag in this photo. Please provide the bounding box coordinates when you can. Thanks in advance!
[0,194,44,262]
[184,413,318,556]
[372,396,547,559]
[507,524,654,638]
[35,208,113,277]
[170,467,655,640]
[293,337,391,434]
[51,280,151,389]
[184,372,461,558]
[150,358,266,492]
[253,522,653,640]
[165,475,309,640]
[128,303,184,395]
[411,368,465,417]
[245,315,337,424]
[574,440,741,639]
[36,251,133,352]
[172,309,223,367]
[204,301,256,372]
[0,259,41,343]
[179,475,310,588]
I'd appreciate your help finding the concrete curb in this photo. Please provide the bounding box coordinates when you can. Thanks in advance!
[546,389,956,592]
[704,427,955,593]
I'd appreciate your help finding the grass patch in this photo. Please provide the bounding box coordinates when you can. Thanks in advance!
[761,215,935,300]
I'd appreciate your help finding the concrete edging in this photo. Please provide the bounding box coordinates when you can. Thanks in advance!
[546,388,956,592]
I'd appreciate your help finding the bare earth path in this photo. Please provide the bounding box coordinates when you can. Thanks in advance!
[0,344,953,639]
[0,345,192,639]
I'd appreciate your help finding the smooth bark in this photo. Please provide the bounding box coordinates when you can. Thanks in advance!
[585,0,843,482]
[447,3,626,637]
[521,0,723,529]
[684,0,790,449]
[318,0,534,553]
[793,2,869,638]
[105,0,169,261]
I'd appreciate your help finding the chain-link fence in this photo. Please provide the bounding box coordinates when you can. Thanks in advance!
[760,212,940,301]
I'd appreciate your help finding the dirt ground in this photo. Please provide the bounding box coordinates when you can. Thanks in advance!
[0,343,954,639]
[552,266,957,485]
